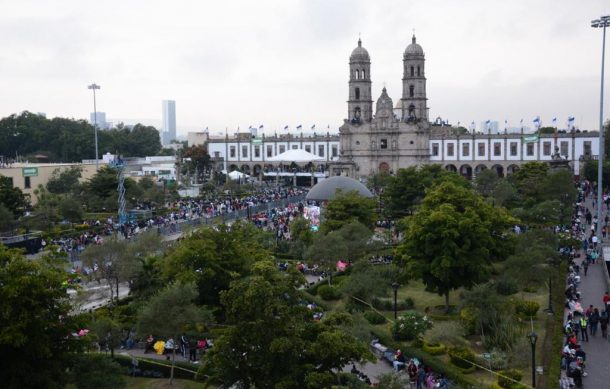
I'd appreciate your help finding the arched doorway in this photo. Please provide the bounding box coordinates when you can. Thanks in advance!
[229,164,239,172]
[379,162,390,173]
[491,164,504,177]
[241,165,251,174]
[507,164,519,176]
[445,164,457,173]
[475,164,487,175]
[460,164,473,180]
[253,164,262,176]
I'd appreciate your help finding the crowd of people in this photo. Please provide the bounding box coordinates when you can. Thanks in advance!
[389,348,450,388]
[559,180,608,388]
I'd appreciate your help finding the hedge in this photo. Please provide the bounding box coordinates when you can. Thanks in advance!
[422,342,446,355]
[369,328,484,389]
[113,354,202,381]
[318,285,342,301]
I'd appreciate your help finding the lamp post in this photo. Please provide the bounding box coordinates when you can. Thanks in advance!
[527,332,538,388]
[592,16,610,246]
[87,83,101,171]
[391,282,400,320]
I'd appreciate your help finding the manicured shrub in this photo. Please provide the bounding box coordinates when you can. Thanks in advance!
[495,278,518,296]
[422,341,446,355]
[513,300,540,317]
[459,307,477,335]
[363,311,386,324]
[317,285,342,301]
[392,311,433,341]
[497,369,524,389]
[372,297,414,311]
[448,346,476,369]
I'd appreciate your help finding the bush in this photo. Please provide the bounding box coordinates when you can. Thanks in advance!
[513,300,540,317]
[474,350,509,371]
[318,285,342,301]
[422,342,446,355]
[363,311,387,325]
[497,369,524,388]
[372,297,413,311]
[448,346,476,369]
[495,278,519,296]
[459,307,477,335]
[391,311,433,341]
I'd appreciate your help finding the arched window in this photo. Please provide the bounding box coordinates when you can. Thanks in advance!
[409,85,415,97]
[410,66,414,77]
[362,69,366,79]
[355,87,360,100]
[417,66,421,76]
[355,69,360,79]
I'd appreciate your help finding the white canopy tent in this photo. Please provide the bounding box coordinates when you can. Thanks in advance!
[226,170,250,180]
[266,149,325,164]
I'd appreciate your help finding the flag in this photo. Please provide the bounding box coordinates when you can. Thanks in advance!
[259,124,264,129]
[532,116,541,129]
[523,134,539,143]
[296,124,302,130]
[552,117,557,126]
[311,124,316,130]
[283,125,289,131]
[568,116,575,129]
[470,121,475,130]
[485,120,491,129]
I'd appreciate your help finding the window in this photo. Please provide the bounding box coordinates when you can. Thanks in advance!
[24,176,31,189]
[392,140,397,150]
[510,142,518,156]
[242,145,248,158]
[380,139,388,149]
[417,66,421,76]
[318,145,325,157]
[543,142,551,156]
[477,143,485,157]
[355,87,360,100]
[371,141,376,150]
[447,143,455,157]
[305,145,311,153]
[229,146,236,158]
[462,143,470,157]
[432,143,439,156]
[291,145,298,150]
[279,145,286,154]
[526,143,534,156]
[355,69,360,79]
[410,66,414,77]
[362,69,366,79]
[584,141,592,157]
[266,145,273,157]
[409,85,414,97]
[254,145,260,158]
[493,142,501,156]
[332,145,338,157]
[560,141,569,157]
[214,151,220,158]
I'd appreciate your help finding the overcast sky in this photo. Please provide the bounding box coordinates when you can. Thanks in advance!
[1,0,609,135]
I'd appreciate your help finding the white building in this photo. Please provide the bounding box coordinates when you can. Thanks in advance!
[90,112,110,129]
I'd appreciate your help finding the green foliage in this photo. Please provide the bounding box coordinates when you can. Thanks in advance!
[376,372,412,389]
[318,285,343,300]
[322,190,377,233]
[398,181,516,309]
[201,260,373,388]
[497,369,524,388]
[448,346,476,369]
[0,246,84,388]
[181,144,211,183]
[371,297,414,311]
[66,354,126,389]
[495,277,519,296]
[0,175,28,217]
[392,311,433,341]
[583,159,610,188]
[422,341,447,355]
[513,300,540,317]
[46,166,82,194]
[0,203,16,232]
[363,311,387,324]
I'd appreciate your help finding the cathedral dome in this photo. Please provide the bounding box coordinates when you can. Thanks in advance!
[404,35,424,57]
[350,38,370,61]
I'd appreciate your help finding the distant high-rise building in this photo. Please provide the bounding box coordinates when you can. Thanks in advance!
[36,112,46,118]
[90,112,110,129]
[162,100,176,145]
[480,120,499,134]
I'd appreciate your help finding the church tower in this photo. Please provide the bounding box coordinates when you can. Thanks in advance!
[347,38,372,124]
[399,35,428,122]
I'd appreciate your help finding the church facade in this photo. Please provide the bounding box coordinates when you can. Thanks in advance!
[330,37,600,179]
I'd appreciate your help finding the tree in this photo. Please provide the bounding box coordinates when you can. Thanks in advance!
[306,231,348,285]
[474,169,500,197]
[0,247,84,388]
[181,144,211,183]
[0,204,16,233]
[138,282,212,385]
[66,354,126,389]
[0,175,28,217]
[509,161,549,204]
[201,261,372,388]
[322,190,377,233]
[46,166,82,194]
[397,181,516,311]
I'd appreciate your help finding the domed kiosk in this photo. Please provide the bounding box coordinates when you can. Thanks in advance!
[306,176,374,201]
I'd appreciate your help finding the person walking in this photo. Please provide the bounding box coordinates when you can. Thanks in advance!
[589,308,600,336]
[582,259,589,276]
[580,316,589,342]
[600,310,608,338]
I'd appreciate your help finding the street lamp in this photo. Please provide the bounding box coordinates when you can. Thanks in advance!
[87,83,101,171]
[527,332,538,388]
[391,282,400,320]
[591,15,610,245]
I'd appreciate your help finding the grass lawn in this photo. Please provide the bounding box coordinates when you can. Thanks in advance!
[125,376,211,389]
